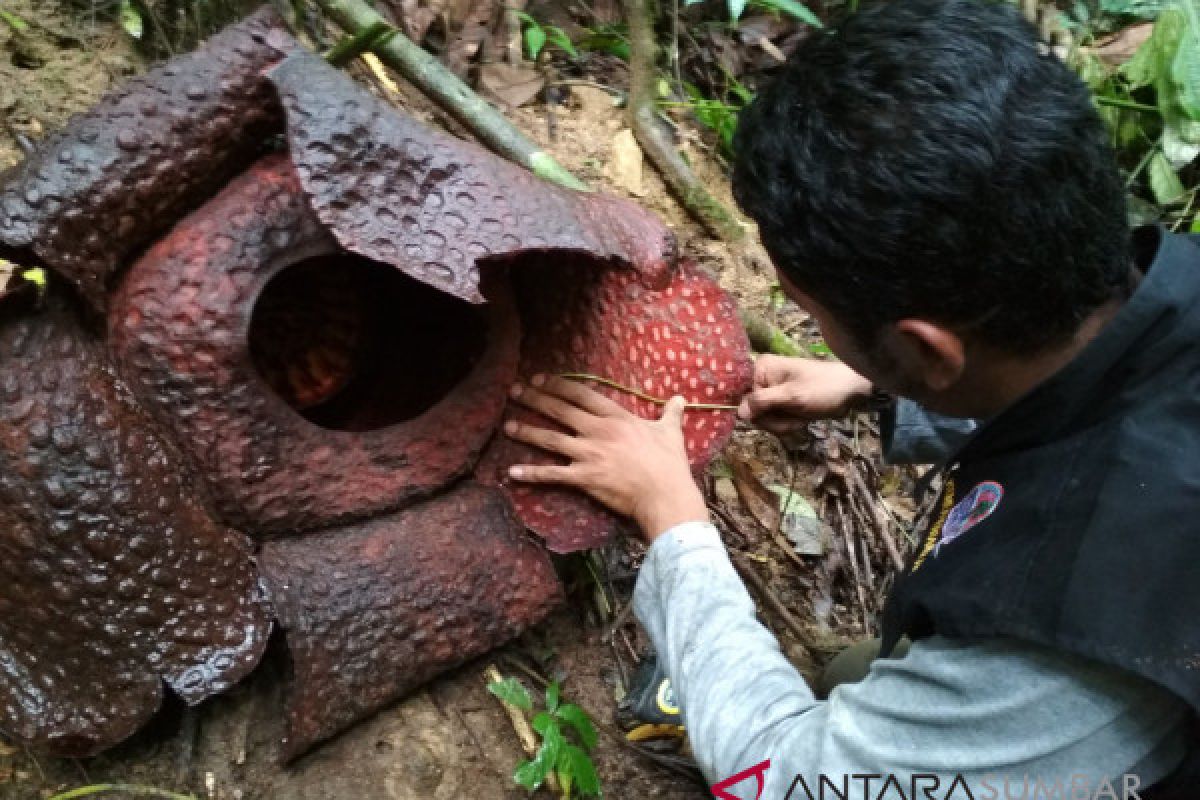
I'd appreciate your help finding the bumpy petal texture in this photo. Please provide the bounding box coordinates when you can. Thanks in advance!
[258,483,562,758]
[0,301,271,757]
[0,7,752,761]
[109,154,522,534]
[0,7,290,310]
[476,254,754,552]
[266,49,677,303]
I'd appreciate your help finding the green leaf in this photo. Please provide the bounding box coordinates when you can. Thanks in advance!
[555,704,598,751]
[488,677,533,711]
[0,8,28,32]
[753,0,823,27]
[514,758,549,791]
[728,0,748,22]
[545,682,561,713]
[119,0,143,39]
[557,744,602,797]
[1148,150,1187,204]
[579,30,630,61]
[532,711,556,736]
[1101,0,1168,17]
[1191,215,1200,232]
[524,24,547,61]
[1173,0,1200,120]
[514,721,565,791]
[546,27,579,58]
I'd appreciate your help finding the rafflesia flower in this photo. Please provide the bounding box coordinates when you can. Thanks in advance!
[0,8,751,759]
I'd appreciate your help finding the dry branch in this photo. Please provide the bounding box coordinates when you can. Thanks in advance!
[622,0,745,241]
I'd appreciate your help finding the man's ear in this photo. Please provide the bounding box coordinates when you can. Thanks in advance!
[891,319,966,392]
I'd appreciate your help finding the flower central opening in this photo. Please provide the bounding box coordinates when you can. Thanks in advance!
[249,253,488,432]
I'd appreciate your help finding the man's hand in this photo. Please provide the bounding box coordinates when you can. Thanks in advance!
[505,375,708,541]
[737,355,874,435]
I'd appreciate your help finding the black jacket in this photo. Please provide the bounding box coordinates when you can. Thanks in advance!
[881,228,1200,794]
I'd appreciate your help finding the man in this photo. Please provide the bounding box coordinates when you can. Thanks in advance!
[503,0,1199,794]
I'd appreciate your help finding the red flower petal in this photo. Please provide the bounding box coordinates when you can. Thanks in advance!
[0,303,270,756]
[0,8,289,310]
[477,254,753,552]
[109,154,522,534]
[266,49,676,303]
[259,484,561,759]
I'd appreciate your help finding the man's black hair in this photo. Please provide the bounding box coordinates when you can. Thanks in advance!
[732,0,1131,354]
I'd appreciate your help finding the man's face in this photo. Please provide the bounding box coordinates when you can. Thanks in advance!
[777,274,899,388]
[776,271,959,411]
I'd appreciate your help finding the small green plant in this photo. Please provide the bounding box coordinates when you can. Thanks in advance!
[742,0,822,26]
[669,73,753,158]
[1070,0,1199,225]
[515,12,578,62]
[685,0,820,25]
[487,677,601,797]
[578,23,631,62]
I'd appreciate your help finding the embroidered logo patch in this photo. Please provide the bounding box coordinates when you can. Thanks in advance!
[934,480,1003,555]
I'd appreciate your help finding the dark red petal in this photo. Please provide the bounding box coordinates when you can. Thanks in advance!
[477,256,754,552]
[258,484,562,759]
[109,154,521,535]
[0,302,270,756]
[266,49,677,303]
[0,8,290,310]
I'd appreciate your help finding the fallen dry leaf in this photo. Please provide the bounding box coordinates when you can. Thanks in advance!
[606,128,644,196]
[478,62,544,109]
[730,456,781,532]
[1089,22,1153,66]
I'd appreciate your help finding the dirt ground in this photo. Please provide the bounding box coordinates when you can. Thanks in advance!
[0,4,912,798]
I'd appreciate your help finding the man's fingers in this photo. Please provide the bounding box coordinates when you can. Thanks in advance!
[738,383,798,420]
[753,354,793,388]
[511,383,596,432]
[504,419,587,459]
[659,395,686,430]
[536,374,628,417]
[507,463,581,486]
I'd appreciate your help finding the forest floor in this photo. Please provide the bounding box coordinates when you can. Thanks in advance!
[0,2,919,797]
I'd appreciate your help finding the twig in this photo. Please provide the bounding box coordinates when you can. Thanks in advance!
[847,466,905,572]
[498,653,552,688]
[605,598,637,642]
[46,787,197,800]
[559,372,737,410]
[622,0,745,241]
[730,554,819,673]
[598,724,706,785]
[832,497,870,632]
[1095,96,1159,114]
[483,664,561,793]
[315,0,588,190]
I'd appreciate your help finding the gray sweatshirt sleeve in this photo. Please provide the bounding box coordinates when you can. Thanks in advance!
[633,521,1188,796]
